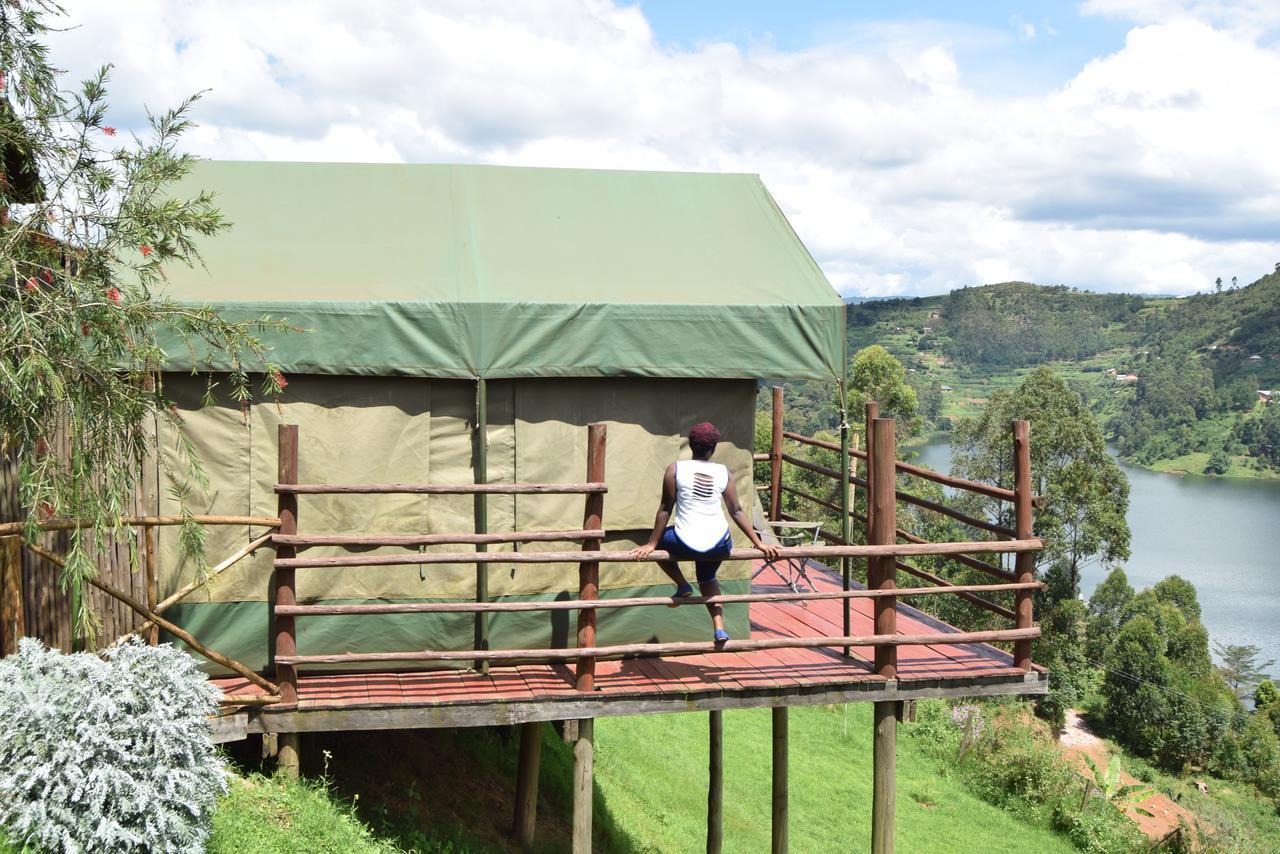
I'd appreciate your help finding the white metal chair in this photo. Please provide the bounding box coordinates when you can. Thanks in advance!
[752,520,823,599]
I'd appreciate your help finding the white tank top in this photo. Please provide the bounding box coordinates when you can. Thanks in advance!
[672,460,731,551]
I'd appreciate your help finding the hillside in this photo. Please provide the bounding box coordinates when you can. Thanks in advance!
[826,276,1280,478]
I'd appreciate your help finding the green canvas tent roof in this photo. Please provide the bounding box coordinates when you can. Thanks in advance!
[159,160,843,380]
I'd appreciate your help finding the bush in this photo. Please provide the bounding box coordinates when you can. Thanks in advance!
[0,639,226,853]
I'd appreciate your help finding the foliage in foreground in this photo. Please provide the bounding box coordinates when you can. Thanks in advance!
[0,639,225,853]
[0,0,284,640]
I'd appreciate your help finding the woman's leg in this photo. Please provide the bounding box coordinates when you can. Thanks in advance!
[656,560,689,589]
[698,577,725,632]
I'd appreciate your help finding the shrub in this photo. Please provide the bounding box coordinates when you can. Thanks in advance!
[0,638,226,853]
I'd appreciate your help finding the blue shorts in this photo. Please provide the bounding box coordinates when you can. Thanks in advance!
[659,526,732,583]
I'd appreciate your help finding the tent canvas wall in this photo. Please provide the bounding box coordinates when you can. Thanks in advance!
[151,161,843,671]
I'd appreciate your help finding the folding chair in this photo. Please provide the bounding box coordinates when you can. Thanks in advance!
[751,520,823,598]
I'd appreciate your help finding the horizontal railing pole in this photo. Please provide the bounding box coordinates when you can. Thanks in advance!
[274,482,608,495]
[783,430,869,461]
[274,627,1041,666]
[275,582,1044,616]
[780,485,843,517]
[780,454,869,488]
[894,561,1017,620]
[0,514,281,536]
[752,452,771,462]
[273,539,1043,569]
[273,529,607,549]
[884,518,1017,582]
[777,512,847,545]
[894,489,1017,539]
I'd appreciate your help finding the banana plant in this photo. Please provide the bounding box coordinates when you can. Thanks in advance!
[1080,755,1155,818]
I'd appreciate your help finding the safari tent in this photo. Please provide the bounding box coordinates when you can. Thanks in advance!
[148,160,843,671]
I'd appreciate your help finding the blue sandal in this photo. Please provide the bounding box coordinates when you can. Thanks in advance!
[714,629,730,644]
[668,583,695,607]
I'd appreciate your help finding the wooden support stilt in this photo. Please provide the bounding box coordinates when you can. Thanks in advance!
[769,386,784,521]
[839,396,852,656]
[872,701,897,854]
[575,424,606,693]
[572,718,594,854]
[708,710,723,854]
[1012,420,1035,671]
[514,721,542,848]
[275,424,300,778]
[870,416,898,854]
[772,706,789,854]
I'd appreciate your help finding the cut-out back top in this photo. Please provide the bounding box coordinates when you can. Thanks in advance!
[671,459,731,551]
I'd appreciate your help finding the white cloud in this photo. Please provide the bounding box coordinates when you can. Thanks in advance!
[44,0,1280,296]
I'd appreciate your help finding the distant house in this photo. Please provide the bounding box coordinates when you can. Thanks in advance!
[1115,373,1139,383]
[940,385,954,392]
[1248,354,1263,361]
[1105,368,1118,377]
[1261,390,1278,404]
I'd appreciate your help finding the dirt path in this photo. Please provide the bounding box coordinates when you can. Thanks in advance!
[1059,710,1199,842]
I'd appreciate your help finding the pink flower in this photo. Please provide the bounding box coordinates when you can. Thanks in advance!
[103,126,117,137]
[0,71,6,91]
[139,244,153,257]
[81,323,90,337]
[106,286,121,305]
[271,370,289,390]
[24,277,37,293]
[39,269,52,283]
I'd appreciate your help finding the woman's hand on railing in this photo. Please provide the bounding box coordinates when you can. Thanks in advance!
[630,543,657,561]
[757,541,782,561]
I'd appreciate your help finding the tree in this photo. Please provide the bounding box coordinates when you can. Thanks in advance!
[952,366,1131,593]
[1215,276,1223,294]
[845,344,919,438]
[1214,642,1277,701]
[1,2,283,638]
[1086,567,1133,661]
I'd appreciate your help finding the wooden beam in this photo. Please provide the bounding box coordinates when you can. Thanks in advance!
[871,700,897,854]
[708,710,723,854]
[474,377,489,674]
[273,529,605,548]
[514,721,542,848]
[572,718,594,854]
[1013,420,1036,670]
[575,424,607,692]
[772,706,788,854]
[1,536,25,656]
[143,524,158,645]
[893,561,1017,621]
[273,582,1045,616]
[273,482,608,495]
[273,627,1041,667]
[271,538,1043,569]
[770,386,783,522]
[248,672,1051,734]
[0,514,280,536]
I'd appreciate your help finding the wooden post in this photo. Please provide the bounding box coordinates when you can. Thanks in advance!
[1012,420,1035,671]
[772,706,789,854]
[769,386,784,521]
[514,721,542,848]
[572,717,594,854]
[872,700,897,854]
[862,401,879,587]
[840,400,852,656]
[870,416,897,854]
[143,524,158,645]
[474,377,489,673]
[708,710,723,854]
[275,424,300,778]
[869,418,897,679]
[575,424,606,693]
[1,535,25,655]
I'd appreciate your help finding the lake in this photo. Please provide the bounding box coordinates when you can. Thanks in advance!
[912,438,1280,672]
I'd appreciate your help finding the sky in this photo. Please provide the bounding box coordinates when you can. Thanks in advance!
[46,1,1280,297]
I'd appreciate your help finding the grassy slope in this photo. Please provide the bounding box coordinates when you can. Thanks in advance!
[593,704,1076,854]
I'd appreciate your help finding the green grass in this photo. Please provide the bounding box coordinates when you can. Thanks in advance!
[210,772,401,854]
[591,704,1076,854]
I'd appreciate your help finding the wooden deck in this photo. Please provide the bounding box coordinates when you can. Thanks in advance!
[211,560,1047,740]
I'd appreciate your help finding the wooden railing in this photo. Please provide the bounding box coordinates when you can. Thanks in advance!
[764,388,1041,672]
[267,414,1043,699]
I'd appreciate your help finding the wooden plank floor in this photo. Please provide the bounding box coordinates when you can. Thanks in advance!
[213,560,1047,735]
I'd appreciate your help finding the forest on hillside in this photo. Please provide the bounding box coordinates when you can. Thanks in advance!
[818,275,1280,477]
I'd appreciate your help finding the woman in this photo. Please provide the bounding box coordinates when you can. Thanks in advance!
[631,422,780,644]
